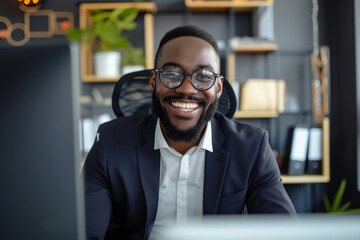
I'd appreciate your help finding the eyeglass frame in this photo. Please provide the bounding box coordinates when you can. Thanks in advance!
[153,65,221,91]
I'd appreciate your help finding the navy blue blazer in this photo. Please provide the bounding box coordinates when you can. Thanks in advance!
[83,112,296,240]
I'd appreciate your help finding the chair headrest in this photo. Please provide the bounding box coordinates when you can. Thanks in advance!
[112,70,237,118]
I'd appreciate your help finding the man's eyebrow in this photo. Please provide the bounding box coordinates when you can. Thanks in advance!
[161,62,180,68]
[198,64,214,70]
[161,62,215,71]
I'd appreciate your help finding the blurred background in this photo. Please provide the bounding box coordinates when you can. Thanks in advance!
[1,0,360,238]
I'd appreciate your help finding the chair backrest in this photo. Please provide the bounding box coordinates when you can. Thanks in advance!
[112,69,237,118]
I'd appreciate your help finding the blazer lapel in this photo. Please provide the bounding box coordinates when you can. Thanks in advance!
[137,115,160,239]
[203,118,230,214]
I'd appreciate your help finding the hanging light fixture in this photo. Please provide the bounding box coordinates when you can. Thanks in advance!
[18,0,42,7]
[18,0,43,12]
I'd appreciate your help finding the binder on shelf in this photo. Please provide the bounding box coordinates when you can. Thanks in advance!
[306,127,323,174]
[282,126,310,175]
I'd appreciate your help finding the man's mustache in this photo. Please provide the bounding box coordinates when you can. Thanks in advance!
[163,95,207,105]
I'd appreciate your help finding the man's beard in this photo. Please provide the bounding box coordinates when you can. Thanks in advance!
[152,91,218,143]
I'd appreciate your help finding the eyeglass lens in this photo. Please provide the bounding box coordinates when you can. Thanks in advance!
[159,66,216,91]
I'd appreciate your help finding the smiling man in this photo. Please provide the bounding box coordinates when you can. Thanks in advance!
[151,35,222,152]
[83,25,296,240]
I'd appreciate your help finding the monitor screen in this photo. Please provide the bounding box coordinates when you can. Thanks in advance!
[0,43,85,240]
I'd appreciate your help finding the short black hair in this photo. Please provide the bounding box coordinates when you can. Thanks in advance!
[154,25,219,67]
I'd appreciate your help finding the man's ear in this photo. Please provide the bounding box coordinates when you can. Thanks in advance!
[150,71,156,93]
[217,76,224,99]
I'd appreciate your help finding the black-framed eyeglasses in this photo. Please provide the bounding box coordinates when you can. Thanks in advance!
[154,65,220,91]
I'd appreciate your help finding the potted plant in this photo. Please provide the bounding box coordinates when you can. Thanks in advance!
[67,7,139,77]
[121,45,146,75]
[323,179,360,214]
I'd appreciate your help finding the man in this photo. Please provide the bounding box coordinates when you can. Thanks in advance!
[83,25,296,240]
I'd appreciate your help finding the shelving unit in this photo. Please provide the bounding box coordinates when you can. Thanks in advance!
[79,2,157,83]
[185,0,330,184]
[185,0,279,120]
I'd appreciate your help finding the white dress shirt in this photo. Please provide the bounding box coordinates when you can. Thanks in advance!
[149,119,213,238]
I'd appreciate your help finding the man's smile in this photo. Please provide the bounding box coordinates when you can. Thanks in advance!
[170,101,200,112]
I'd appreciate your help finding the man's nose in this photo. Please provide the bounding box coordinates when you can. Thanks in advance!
[175,75,198,95]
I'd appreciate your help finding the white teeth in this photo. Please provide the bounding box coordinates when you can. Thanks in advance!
[171,101,199,111]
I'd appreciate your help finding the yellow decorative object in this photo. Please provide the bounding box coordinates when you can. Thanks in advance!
[240,79,286,113]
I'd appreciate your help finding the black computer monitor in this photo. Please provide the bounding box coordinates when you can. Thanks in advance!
[0,43,85,240]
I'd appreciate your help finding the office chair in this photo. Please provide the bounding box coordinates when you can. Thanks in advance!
[112,69,237,118]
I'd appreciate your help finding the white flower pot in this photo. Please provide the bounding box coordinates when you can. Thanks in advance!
[94,51,122,77]
[122,65,145,75]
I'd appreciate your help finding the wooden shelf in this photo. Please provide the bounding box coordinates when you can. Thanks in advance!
[234,110,279,118]
[185,0,273,12]
[231,43,278,53]
[281,174,330,184]
[79,2,157,83]
[79,2,157,12]
[82,75,120,83]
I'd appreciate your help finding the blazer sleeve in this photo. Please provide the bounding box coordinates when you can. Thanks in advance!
[82,124,112,239]
[246,131,296,215]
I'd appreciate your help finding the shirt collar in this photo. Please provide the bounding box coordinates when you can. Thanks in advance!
[154,118,213,153]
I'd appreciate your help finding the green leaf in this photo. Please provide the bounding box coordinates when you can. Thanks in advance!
[332,179,347,211]
[111,8,138,31]
[69,7,139,51]
[94,21,107,37]
[105,37,130,50]
[122,46,145,65]
[91,11,111,22]
[344,208,360,214]
[121,8,139,23]
[323,195,332,213]
[337,201,351,212]
[67,28,93,43]
[110,8,125,21]
[67,29,82,42]
[122,22,137,31]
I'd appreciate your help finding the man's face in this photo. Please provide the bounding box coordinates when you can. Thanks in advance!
[150,36,223,142]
